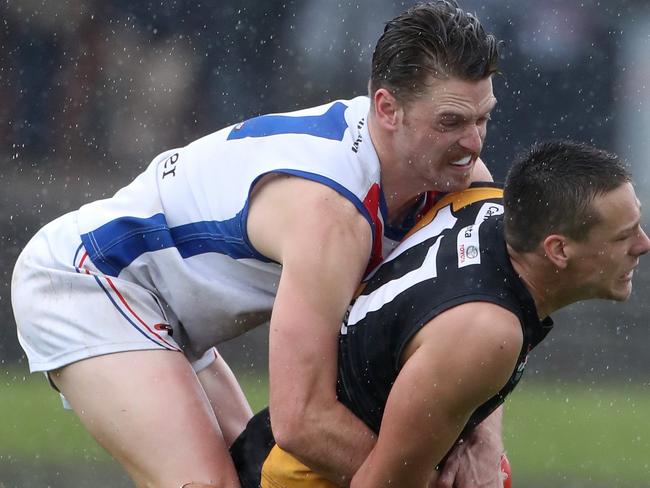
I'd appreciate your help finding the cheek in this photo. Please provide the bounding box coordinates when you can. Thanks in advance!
[425,132,453,152]
[599,247,626,275]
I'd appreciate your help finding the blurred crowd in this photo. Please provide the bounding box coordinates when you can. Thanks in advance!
[2,0,650,374]
[4,0,644,172]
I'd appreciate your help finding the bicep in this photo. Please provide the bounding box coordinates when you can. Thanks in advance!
[251,177,373,415]
[354,303,522,487]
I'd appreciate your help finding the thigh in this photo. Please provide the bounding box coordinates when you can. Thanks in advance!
[51,349,241,488]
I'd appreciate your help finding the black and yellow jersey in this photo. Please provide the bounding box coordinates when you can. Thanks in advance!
[337,183,553,437]
[231,183,553,487]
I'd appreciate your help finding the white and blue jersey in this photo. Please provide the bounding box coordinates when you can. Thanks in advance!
[12,96,439,371]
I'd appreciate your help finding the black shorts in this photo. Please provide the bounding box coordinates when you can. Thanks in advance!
[230,407,339,488]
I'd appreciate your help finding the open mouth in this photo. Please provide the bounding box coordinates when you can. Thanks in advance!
[449,155,473,168]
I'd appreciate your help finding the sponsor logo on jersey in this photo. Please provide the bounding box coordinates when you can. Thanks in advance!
[474,202,504,225]
[465,245,479,259]
[457,202,504,268]
[351,117,365,153]
[458,224,481,268]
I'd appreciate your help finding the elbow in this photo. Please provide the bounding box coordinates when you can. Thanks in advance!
[269,399,319,456]
[270,404,308,455]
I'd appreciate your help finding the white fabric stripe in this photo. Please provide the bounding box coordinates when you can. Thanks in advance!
[347,237,443,327]
[364,205,456,281]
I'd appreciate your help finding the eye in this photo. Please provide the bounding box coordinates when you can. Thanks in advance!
[440,121,460,129]
[438,116,464,131]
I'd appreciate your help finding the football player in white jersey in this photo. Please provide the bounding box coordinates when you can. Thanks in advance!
[12,2,505,487]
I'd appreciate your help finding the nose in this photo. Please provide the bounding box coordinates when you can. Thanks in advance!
[458,124,483,155]
[632,226,650,257]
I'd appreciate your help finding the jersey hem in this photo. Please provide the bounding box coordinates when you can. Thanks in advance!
[25,341,180,374]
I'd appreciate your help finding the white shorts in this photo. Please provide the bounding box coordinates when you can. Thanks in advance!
[11,211,217,375]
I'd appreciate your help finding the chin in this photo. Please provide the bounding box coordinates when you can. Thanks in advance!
[608,282,633,302]
[442,175,473,193]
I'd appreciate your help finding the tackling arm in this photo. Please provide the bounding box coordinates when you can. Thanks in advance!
[350,302,522,488]
[247,175,377,484]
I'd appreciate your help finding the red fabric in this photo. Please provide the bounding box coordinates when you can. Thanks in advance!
[500,453,512,488]
[362,183,384,273]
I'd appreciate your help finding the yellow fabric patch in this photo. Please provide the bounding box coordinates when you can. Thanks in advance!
[405,186,504,239]
[261,445,341,488]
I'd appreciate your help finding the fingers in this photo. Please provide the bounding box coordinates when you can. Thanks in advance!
[181,484,220,488]
[434,443,465,488]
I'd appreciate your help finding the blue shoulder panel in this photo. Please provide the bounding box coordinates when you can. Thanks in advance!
[227,102,348,141]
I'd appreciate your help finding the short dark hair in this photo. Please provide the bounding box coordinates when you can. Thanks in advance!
[370,1,500,103]
[504,140,632,252]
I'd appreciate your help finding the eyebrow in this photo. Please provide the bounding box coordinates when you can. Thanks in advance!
[438,98,498,120]
[614,215,642,237]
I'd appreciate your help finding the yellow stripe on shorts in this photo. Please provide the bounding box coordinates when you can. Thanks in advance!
[261,445,341,488]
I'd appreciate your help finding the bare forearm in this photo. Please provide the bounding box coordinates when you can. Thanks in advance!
[435,406,505,488]
[470,406,504,452]
[273,399,376,485]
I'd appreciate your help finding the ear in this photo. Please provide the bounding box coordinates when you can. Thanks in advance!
[542,234,570,269]
[372,88,401,130]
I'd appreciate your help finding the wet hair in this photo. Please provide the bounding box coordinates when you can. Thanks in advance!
[504,140,632,252]
[370,0,500,103]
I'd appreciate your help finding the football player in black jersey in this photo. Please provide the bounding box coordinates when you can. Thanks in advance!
[231,140,650,488]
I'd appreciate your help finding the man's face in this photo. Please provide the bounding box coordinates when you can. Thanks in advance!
[569,183,650,301]
[394,75,497,193]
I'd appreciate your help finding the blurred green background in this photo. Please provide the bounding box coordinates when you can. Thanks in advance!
[2,368,650,488]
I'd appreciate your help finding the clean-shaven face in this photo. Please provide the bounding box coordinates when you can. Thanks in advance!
[569,183,650,301]
[395,75,497,193]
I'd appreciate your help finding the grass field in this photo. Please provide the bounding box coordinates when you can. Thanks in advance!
[2,368,650,486]
[503,381,650,486]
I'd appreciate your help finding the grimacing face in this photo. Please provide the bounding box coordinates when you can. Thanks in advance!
[568,183,650,301]
[394,75,497,193]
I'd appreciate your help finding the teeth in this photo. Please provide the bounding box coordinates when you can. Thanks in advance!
[451,155,472,166]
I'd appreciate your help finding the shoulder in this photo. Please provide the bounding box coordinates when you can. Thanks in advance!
[470,157,494,183]
[247,174,372,262]
[394,301,523,418]
[420,302,522,352]
[252,174,368,223]
[404,301,523,376]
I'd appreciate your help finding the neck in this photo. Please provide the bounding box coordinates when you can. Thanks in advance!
[507,245,577,319]
[367,112,427,225]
